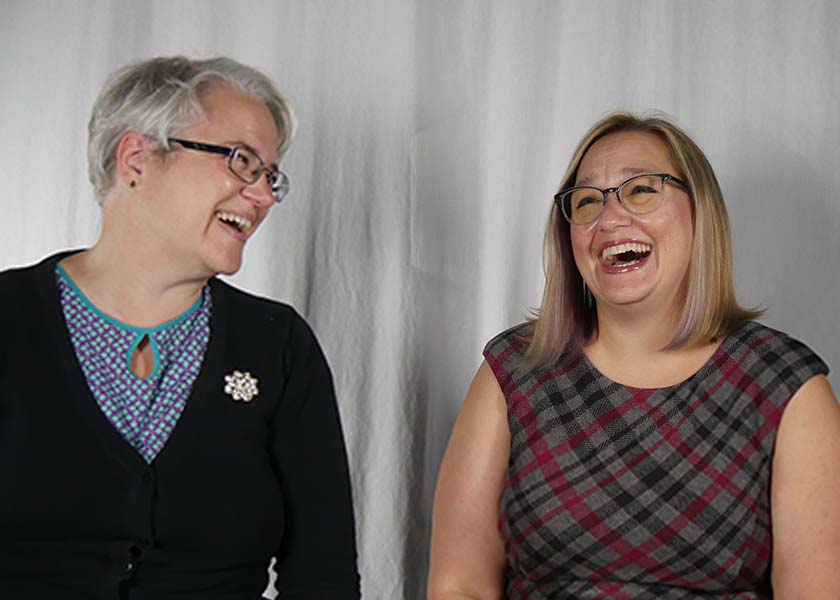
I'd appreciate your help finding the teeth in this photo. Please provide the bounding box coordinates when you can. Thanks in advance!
[601,242,651,260]
[216,211,253,233]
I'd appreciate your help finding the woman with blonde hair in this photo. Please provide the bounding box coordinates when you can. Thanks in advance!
[429,113,840,598]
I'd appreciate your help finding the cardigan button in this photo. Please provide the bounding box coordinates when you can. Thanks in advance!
[125,544,143,574]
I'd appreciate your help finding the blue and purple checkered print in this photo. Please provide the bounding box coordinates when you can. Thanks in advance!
[56,266,211,463]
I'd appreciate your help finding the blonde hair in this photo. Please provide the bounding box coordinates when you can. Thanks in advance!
[524,112,761,369]
[88,56,296,203]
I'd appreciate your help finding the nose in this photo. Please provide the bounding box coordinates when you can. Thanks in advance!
[596,191,631,230]
[241,173,275,208]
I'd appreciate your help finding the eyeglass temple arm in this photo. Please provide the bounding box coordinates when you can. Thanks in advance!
[666,174,690,190]
[168,138,233,157]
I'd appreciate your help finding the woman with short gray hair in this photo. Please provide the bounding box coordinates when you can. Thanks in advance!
[0,56,359,599]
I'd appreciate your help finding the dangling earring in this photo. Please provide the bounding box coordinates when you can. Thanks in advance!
[583,281,594,307]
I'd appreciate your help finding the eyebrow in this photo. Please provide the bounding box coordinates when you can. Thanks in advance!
[575,167,652,187]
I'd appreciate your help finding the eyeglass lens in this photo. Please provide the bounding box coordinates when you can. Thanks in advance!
[228,147,288,202]
[563,174,665,224]
[229,148,264,184]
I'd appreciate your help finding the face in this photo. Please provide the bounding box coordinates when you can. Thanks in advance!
[569,131,694,315]
[136,85,280,277]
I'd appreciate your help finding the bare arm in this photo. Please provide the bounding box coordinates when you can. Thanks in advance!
[428,361,510,600]
[771,375,840,598]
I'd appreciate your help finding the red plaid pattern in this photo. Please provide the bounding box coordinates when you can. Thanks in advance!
[484,320,828,599]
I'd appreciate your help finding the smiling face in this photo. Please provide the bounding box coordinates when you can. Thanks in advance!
[570,130,694,316]
[136,85,280,278]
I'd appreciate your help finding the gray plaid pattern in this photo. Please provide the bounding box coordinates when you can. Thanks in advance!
[484,320,828,599]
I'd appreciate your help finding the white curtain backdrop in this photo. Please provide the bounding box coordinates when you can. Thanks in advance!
[2,1,838,598]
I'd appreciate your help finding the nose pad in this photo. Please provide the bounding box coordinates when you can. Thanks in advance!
[242,174,275,207]
[597,191,631,229]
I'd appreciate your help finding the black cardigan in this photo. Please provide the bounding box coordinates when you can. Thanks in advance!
[0,252,360,599]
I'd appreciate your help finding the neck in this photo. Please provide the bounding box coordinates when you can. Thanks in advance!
[61,214,209,328]
[584,300,720,389]
[591,303,682,357]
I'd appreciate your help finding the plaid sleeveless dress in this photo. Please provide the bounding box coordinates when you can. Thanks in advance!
[483,320,828,599]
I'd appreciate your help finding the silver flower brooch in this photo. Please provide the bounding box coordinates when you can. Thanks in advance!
[224,370,259,402]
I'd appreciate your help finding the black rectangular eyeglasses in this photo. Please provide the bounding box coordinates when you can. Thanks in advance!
[168,138,290,203]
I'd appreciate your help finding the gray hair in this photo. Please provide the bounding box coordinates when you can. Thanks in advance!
[87,56,297,202]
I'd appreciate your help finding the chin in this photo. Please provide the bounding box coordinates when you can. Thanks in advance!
[215,261,243,276]
[205,251,244,277]
[596,288,661,309]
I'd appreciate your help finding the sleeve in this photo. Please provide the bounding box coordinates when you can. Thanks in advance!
[269,312,360,599]
[760,328,830,429]
[482,322,532,392]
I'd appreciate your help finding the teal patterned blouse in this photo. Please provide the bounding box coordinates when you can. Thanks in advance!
[56,265,212,463]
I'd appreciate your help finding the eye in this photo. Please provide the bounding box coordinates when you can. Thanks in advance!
[232,148,268,181]
[231,151,252,176]
[626,184,657,195]
[573,192,602,209]
[622,175,661,196]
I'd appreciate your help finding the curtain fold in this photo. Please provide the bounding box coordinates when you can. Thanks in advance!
[1,1,838,597]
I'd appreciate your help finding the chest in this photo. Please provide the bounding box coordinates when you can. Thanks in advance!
[0,307,287,553]
[501,373,773,592]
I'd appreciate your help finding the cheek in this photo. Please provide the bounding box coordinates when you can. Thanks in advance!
[671,211,695,256]
[665,198,695,248]
[569,226,589,258]
[658,219,694,273]
[255,207,272,225]
[214,172,240,195]
[569,229,595,282]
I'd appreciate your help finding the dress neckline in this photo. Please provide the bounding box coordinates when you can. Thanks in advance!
[577,324,747,392]
[29,250,229,471]
[55,263,206,334]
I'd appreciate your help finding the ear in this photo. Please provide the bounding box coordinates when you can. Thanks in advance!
[114,131,156,186]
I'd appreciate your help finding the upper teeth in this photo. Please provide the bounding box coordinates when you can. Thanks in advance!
[602,242,651,259]
[217,212,252,232]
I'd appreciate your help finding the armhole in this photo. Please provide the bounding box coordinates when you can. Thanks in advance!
[482,323,531,400]
[771,370,830,433]
[482,348,507,390]
[759,333,830,452]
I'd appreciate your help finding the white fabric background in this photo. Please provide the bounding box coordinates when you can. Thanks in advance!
[1,1,838,598]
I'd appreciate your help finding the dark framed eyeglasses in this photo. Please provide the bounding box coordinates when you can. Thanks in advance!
[168,138,290,203]
[554,173,690,225]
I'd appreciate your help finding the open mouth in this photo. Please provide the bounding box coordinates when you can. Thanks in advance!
[601,242,652,268]
[216,211,253,235]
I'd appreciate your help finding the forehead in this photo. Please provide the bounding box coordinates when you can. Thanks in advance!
[188,85,279,163]
[576,131,677,186]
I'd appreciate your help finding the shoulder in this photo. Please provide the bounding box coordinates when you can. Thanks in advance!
[208,278,320,349]
[0,264,33,297]
[483,322,533,362]
[481,322,535,394]
[0,251,77,307]
[723,320,829,406]
[0,254,56,291]
[209,277,298,319]
[727,320,828,378]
